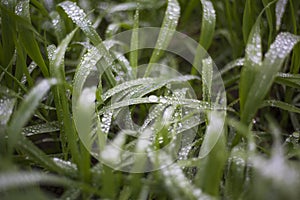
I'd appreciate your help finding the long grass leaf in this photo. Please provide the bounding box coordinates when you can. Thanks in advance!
[196,111,227,196]
[199,0,216,50]
[145,0,180,76]
[241,32,300,124]
[59,1,116,86]
[260,100,300,114]
[239,18,262,114]
[7,79,57,155]
[275,0,288,31]
[130,5,139,70]
[16,0,49,77]
[48,29,80,163]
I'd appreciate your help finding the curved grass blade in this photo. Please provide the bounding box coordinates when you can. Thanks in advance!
[275,72,300,89]
[199,0,216,50]
[156,152,213,200]
[220,58,244,75]
[145,0,180,76]
[260,100,300,114]
[59,1,116,86]
[242,0,256,43]
[16,0,49,77]
[48,29,80,162]
[72,46,101,107]
[0,171,102,196]
[22,122,60,137]
[7,79,57,156]
[276,0,288,31]
[202,57,213,102]
[196,111,227,196]
[225,145,248,199]
[239,17,262,114]
[73,87,96,151]
[130,5,140,70]
[0,171,68,192]
[241,32,300,124]
[0,87,17,126]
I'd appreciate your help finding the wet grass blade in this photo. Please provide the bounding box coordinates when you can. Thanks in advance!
[199,0,216,50]
[130,5,139,70]
[275,0,288,31]
[16,0,49,77]
[260,100,300,114]
[202,57,213,102]
[48,29,80,163]
[7,79,57,156]
[239,17,262,115]
[145,0,180,76]
[242,0,256,43]
[195,111,227,196]
[59,1,116,86]
[241,32,300,124]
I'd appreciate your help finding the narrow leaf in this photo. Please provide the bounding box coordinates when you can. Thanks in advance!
[145,0,180,76]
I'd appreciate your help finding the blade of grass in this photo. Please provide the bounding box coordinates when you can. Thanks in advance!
[241,32,300,124]
[129,4,139,71]
[6,79,57,156]
[59,1,116,87]
[191,0,216,75]
[260,100,300,114]
[275,0,288,31]
[48,29,80,164]
[145,0,180,76]
[16,0,49,77]
[195,111,227,196]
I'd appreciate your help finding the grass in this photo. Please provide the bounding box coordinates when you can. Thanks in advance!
[0,0,300,199]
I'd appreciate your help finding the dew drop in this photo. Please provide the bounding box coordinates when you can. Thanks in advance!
[148,95,158,103]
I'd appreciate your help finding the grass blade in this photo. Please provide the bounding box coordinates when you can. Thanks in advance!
[260,100,300,114]
[7,79,57,156]
[239,18,262,114]
[276,0,288,31]
[241,32,300,124]
[48,29,80,163]
[196,111,227,196]
[199,0,216,50]
[130,5,139,70]
[145,0,180,76]
[16,0,49,77]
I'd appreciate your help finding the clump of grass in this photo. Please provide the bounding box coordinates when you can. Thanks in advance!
[0,0,300,199]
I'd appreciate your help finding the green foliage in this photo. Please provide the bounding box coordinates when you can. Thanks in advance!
[0,0,300,199]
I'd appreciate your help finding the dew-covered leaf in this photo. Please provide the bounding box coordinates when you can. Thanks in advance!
[6,79,57,154]
[0,87,16,126]
[275,0,288,31]
[59,1,116,85]
[16,0,49,77]
[196,111,227,196]
[155,152,213,200]
[72,46,101,107]
[241,32,300,124]
[225,145,248,200]
[145,0,180,76]
[73,87,96,150]
[199,0,216,50]
[0,171,68,191]
[275,72,300,89]
[130,5,139,70]
[202,57,213,102]
[260,100,300,114]
[240,18,262,114]
[220,58,244,75]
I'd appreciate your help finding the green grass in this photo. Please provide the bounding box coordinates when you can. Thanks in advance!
[0,0,300,199]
